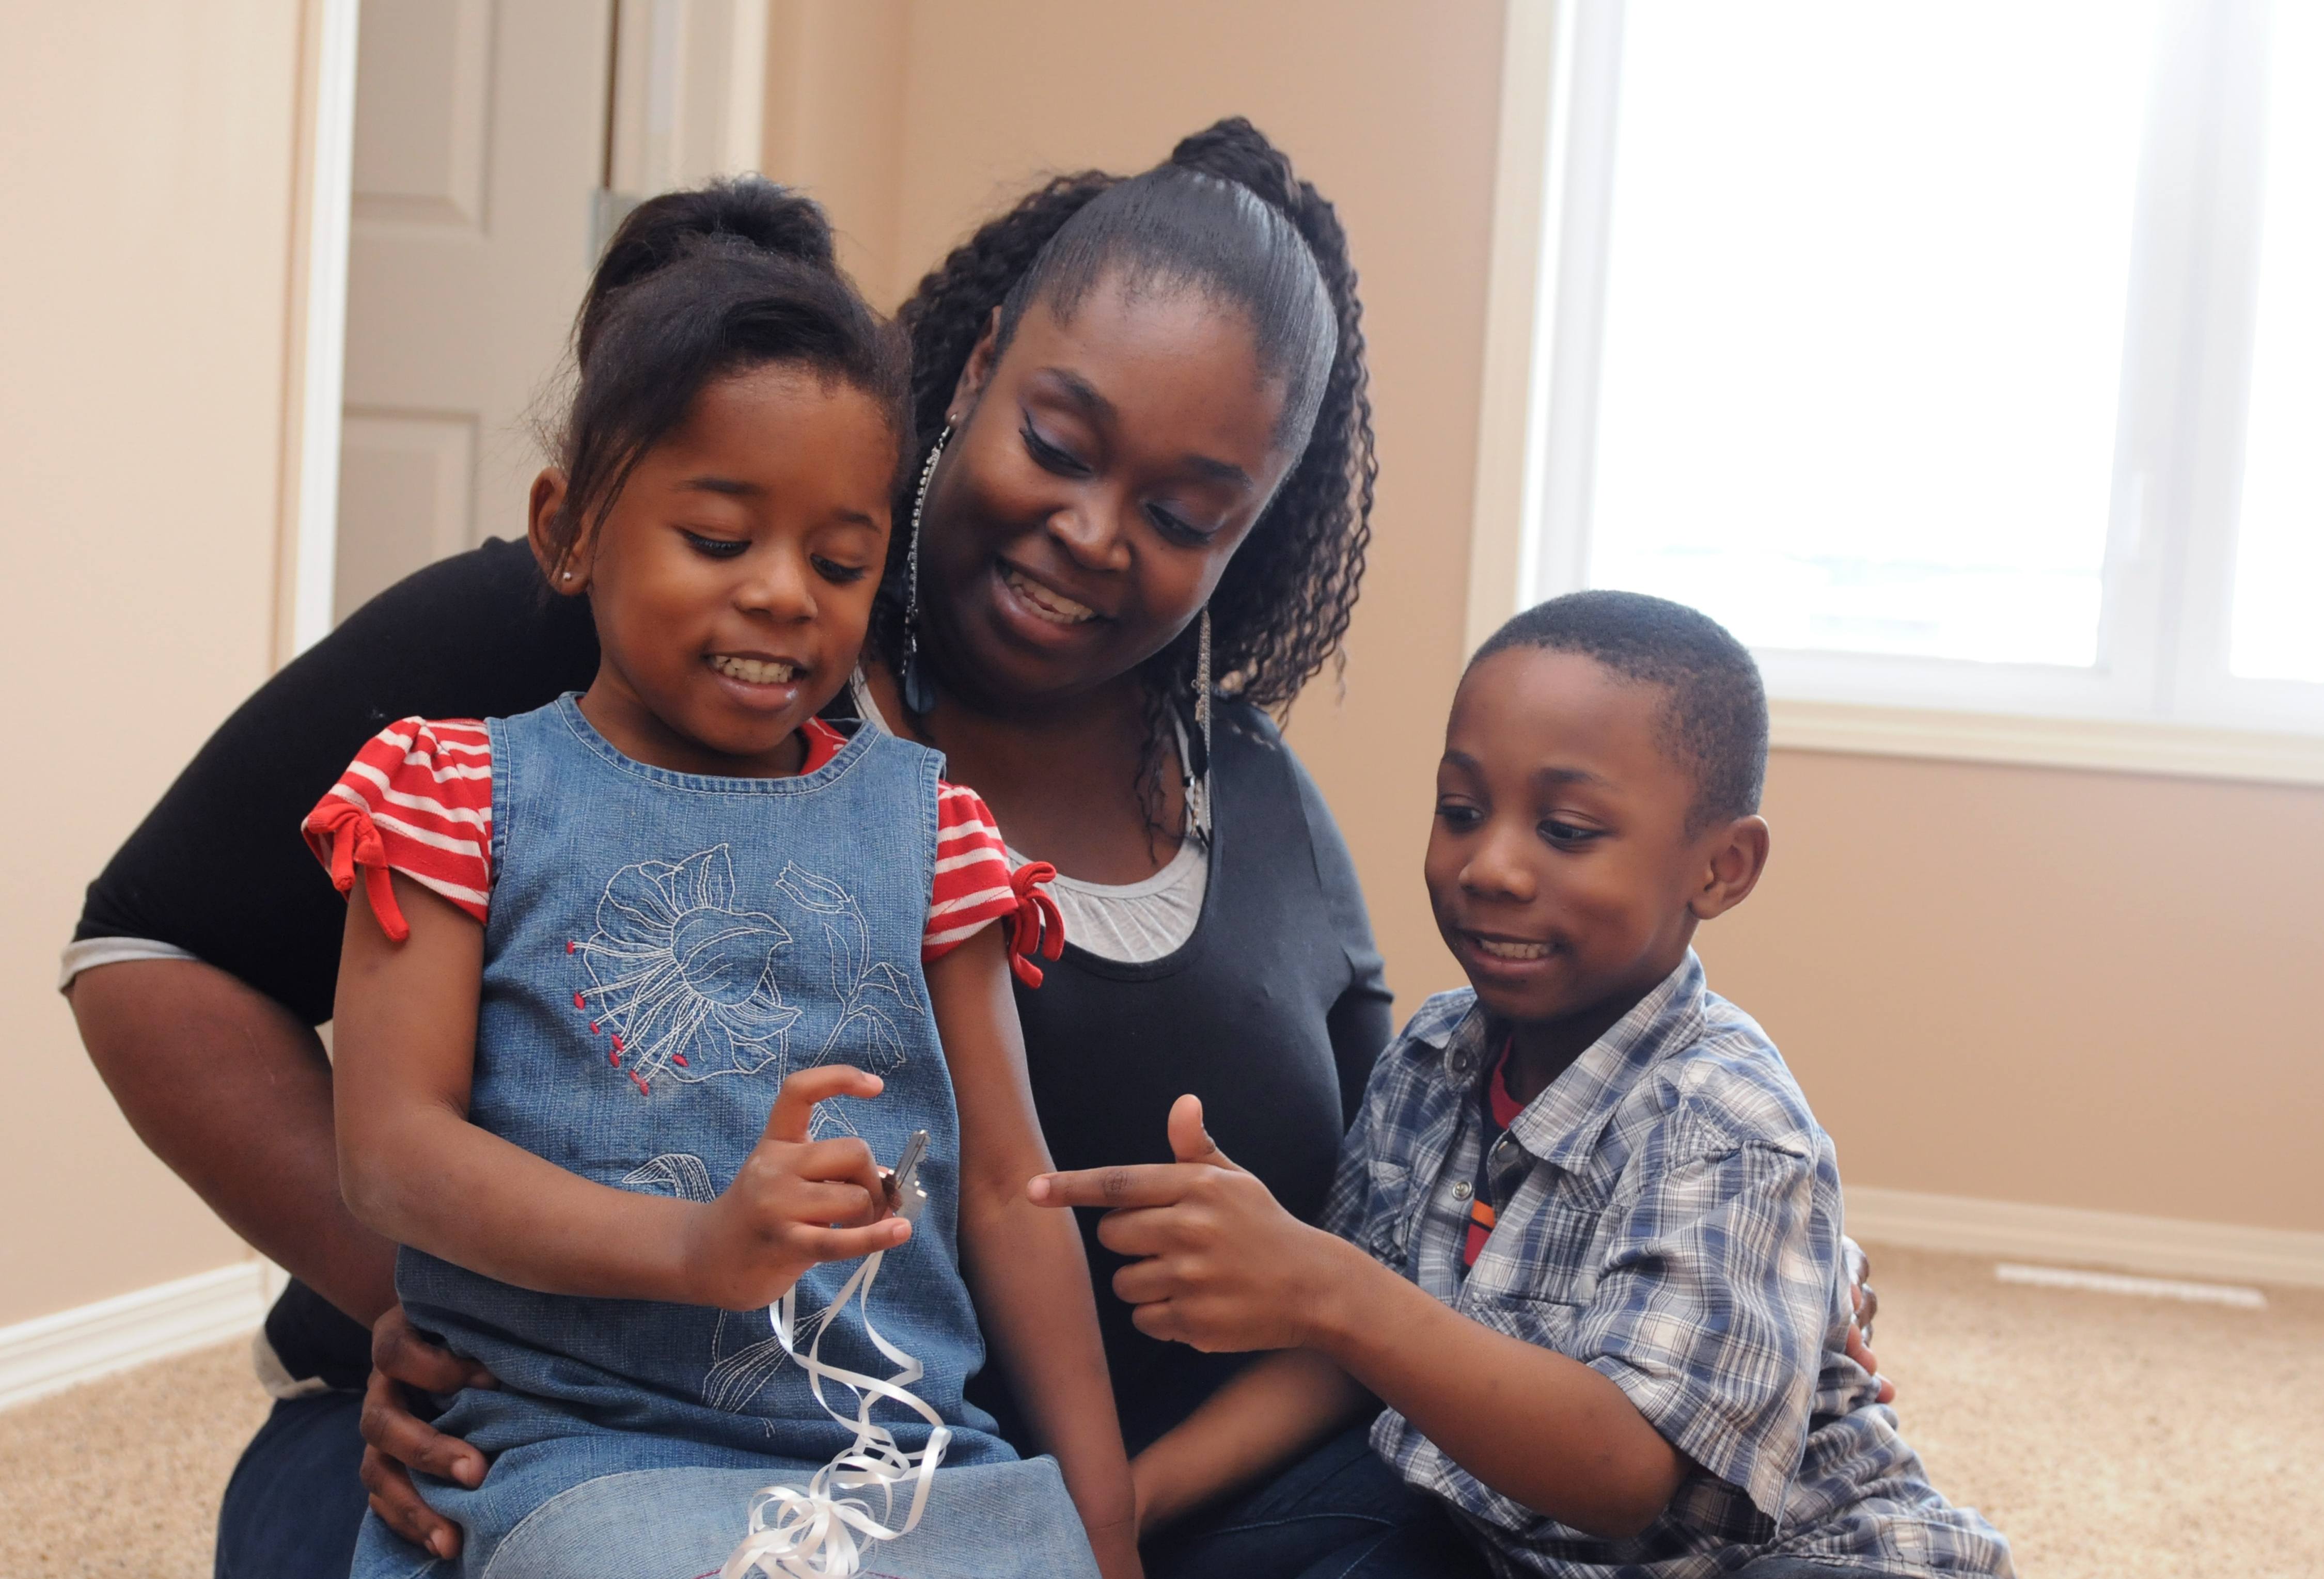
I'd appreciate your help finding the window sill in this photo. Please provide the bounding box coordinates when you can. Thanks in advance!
[1770,699,2324,787]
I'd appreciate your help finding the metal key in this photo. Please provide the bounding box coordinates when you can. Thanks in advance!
[887,1129,931,1223]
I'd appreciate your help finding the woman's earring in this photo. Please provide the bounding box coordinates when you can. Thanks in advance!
[902,423,952,715]
[1188,607,1214,844]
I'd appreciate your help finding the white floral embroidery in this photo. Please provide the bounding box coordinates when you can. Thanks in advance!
[577,845,799,1093]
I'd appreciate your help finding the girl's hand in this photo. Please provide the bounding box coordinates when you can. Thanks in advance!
[358,1305,495,1559]
[678,1064,909,1310]
[1028,1095,1346,1354]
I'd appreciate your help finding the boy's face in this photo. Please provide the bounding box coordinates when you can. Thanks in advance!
[1426,647,1765,1030]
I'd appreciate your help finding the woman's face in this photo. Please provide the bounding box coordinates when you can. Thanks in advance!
[916,276,1298,710]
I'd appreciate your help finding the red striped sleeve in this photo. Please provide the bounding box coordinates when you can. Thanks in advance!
[301,718,494,941]
[924,782,1063,986]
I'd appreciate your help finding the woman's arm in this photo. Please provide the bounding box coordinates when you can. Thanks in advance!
[72,957,401,1323]
[927,925,1140,1579]
[334,872,903,1306]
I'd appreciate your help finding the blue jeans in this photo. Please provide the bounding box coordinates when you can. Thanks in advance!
[214,1391,368,1579]
[1145,1427,1490,1579]
[359,1454,1097,1579]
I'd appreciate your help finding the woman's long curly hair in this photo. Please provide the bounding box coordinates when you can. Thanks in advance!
[879,118,1376,760]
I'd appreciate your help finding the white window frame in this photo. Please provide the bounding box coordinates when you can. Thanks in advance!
[1466,0,2324,786]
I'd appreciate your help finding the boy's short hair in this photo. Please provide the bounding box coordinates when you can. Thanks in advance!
[1470,591,1768,834]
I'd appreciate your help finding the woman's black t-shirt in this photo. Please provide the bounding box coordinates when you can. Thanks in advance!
[76,537,1394,1446]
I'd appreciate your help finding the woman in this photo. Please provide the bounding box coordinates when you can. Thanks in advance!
[69,119,1423,1574]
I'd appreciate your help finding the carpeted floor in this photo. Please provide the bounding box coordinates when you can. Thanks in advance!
[3,1246,2319,1576]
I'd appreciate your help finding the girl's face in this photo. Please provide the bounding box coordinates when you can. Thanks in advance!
[532,364,896,776]
[916,276,1297,710]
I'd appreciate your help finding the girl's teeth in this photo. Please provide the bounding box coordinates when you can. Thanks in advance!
[711,656,796,685]
[1004,568,1097,624]
[1477,938,1550,961]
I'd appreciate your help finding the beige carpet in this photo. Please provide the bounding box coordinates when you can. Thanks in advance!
[2,1247,2318,1576]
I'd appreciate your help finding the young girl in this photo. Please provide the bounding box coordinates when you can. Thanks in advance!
[304,180,1138,1579]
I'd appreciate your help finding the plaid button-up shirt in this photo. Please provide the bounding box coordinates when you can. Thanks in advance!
[1323,955,2013,1578]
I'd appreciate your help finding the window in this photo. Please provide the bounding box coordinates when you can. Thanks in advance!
[1519,0,2324,749]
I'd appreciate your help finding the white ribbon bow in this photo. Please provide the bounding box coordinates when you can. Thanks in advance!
[719,1245,951,1579]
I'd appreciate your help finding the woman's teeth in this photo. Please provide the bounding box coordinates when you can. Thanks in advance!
[1003,567,1097,625]
[710,655,797,685]
[1474,937,1550,961]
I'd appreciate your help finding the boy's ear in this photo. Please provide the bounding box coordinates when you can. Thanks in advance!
[1689,814,1771,922]
[527,468,589,595]
[946,305,1004,427]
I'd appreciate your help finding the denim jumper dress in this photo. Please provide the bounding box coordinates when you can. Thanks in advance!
[352,697,1095,1579]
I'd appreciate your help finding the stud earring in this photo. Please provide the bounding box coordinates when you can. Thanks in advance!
[901,422,952,715]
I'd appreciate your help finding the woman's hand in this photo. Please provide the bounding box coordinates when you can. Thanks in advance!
[1028,1094,1345,1354]
[676,1064,908,1311]
[357,1305,495,1559]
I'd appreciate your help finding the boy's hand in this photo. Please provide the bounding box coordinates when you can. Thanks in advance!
[678,1064,909,1310]
[1029,1095,1349,1353]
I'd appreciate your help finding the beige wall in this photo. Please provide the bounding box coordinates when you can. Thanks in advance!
[1702,751,2324,1234]
[0,1,301,1325]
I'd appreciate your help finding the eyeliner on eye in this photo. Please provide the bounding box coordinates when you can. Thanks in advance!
[1020,419,1085,475]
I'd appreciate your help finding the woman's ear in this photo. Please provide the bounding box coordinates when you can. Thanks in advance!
[527,468,589,595]
[946,305,1004,424]
[1690,814,1771,922]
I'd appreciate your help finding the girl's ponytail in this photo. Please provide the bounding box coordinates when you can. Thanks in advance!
[577,179,840,364]
[544,177,908,577]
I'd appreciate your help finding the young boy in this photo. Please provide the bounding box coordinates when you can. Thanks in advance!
[1030,591,2012,1577]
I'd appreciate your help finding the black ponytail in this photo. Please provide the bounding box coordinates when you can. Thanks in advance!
[542,176,910,574]
[883,120,1374,723]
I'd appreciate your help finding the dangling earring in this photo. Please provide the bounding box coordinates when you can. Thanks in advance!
[1186,607,1214,845]
[901,423,952,715]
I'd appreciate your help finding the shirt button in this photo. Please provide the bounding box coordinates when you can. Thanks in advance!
[1451,1180,1473,1201]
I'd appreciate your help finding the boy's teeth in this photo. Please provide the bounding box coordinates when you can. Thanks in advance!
[1004,567,1097,624]
[1476,938,1550,961]
[710,655,796,685]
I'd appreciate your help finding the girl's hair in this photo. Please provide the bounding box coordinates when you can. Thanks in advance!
[888,117,1376,724]
[539,177,912,574]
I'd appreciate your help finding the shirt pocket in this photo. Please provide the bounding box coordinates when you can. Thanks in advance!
[1359,1157,1419,1265]
[1464,1192,1606,1313]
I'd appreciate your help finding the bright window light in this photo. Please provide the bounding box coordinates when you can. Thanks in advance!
[1584,1,2160,668]
[2228,2,2324,685]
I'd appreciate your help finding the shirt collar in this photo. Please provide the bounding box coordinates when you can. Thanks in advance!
[1417,953,1709,1172]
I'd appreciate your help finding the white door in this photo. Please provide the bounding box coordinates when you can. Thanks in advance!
[332,0,770,622]
[333,0,614,620]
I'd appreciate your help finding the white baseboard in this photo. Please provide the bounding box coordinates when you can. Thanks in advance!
[1845,1187,2324,1291]
[0,1261,270,1412]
